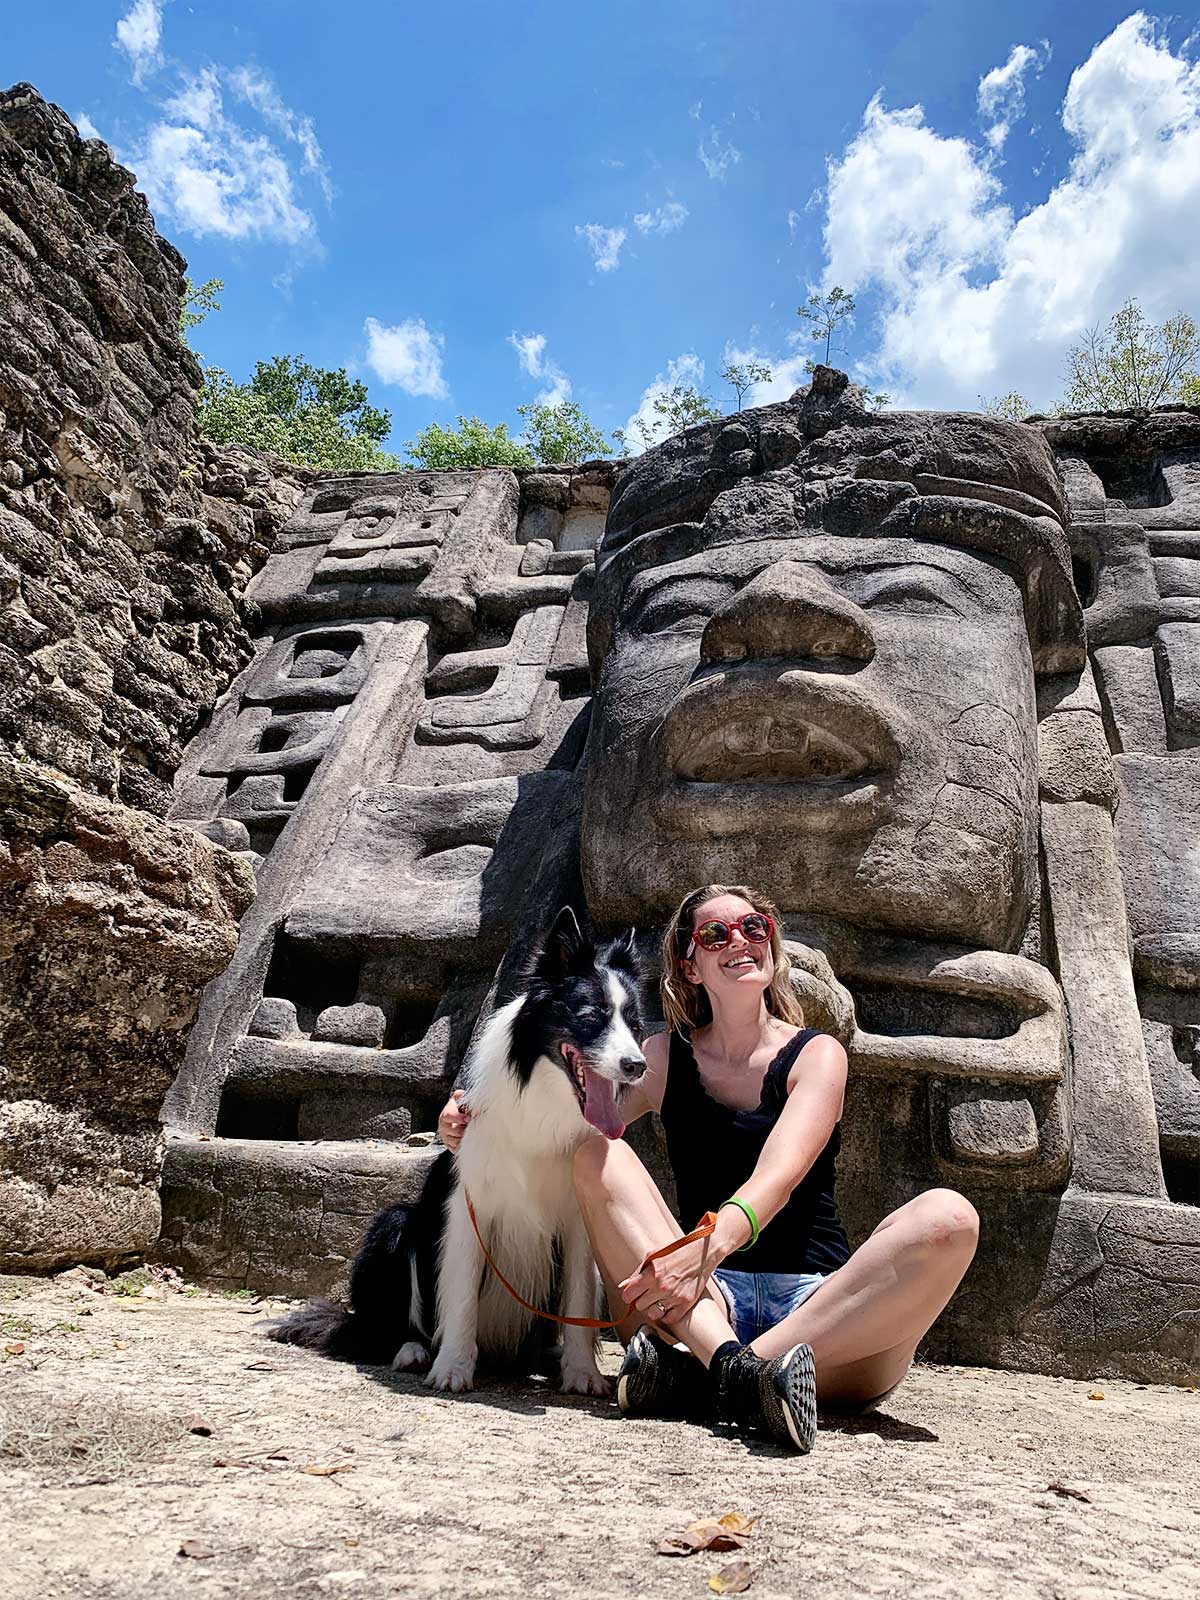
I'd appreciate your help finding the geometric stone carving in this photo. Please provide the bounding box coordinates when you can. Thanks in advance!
[945,1093,1040,1164]
[1155,622,1200,742]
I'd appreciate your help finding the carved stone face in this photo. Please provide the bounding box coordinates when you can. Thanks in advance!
[583,530,1039,949]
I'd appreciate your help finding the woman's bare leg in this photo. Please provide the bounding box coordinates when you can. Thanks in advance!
[572,1135,735,1362]
[749,1189,980,1406]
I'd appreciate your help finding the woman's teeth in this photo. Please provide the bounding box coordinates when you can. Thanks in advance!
[723,955,756,969]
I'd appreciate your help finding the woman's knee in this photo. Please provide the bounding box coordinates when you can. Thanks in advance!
[906,1188,980,1261]
[572,1131,641,1192]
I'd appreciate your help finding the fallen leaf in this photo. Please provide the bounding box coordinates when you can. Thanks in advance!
[186,1416,214,1436]
[1086,1390,1105,1401]
[657,1515,758,1557]
[302,1462,355,1477]
[4,1342,25,1356]
[245,1360,276,1371]
[1047,1482,1091,1503]
[267,1449,289,1460]
[710,1562,752,1595]
[1017,1440,1035,1451]
[178,1540,215,1560]
[113,1340,130,1351]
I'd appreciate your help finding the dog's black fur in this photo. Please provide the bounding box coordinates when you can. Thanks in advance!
[267,908,645,1377]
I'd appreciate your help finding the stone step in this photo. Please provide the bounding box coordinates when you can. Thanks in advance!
[157,1134,438,1298]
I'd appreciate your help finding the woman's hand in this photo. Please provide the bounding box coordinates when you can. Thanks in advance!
[617,1233,717,1325]
[437,1089,472,1153]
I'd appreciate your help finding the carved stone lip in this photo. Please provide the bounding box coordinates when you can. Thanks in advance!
[654,663,900,834]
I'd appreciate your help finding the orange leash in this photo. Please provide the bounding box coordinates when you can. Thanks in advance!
[464,1190,718,1330]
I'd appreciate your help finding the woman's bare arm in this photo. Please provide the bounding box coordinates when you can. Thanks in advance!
[615,1029,670,1124]
[710,1034,848,1254]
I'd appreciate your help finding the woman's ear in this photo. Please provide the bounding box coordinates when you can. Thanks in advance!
[681,958,698,985]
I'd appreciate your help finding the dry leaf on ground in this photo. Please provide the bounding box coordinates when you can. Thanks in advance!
[657,1513,759,1557]
[1087,1391,1105,1401]
[178,1540,215,1560]
[709,1562,753,1594]
[1047,1482,1092,1503]
[4,1341,25,1355]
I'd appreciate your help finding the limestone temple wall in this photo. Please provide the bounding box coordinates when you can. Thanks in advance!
[0,86,304,1269]
[0,86,1197,1384]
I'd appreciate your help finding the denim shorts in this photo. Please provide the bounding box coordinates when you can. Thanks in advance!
[712,1267,828,1344]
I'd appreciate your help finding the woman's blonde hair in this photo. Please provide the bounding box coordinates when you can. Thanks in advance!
[660,882,804,1035]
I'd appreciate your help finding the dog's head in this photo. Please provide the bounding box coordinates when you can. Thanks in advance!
[509,907,647,1140]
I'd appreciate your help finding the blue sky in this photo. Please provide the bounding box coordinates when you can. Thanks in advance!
[6,3,1200,452]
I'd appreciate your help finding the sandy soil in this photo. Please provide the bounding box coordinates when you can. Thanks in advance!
[2,1268,1197,1600]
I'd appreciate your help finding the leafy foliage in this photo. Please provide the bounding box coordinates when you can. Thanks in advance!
[721,360,773,410]
[614,383,723,453]
[199,355,400,471]
[1063,299,1200,411]
[798,286,856,365]
[405,416,534,470]
[979,391,1030,421]
[180,276,223,338]
[516,401,611,464]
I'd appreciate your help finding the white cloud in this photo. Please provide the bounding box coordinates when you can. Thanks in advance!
[114,0,163,85]
[576,221,626,272]
[697,128,742,181]
[130,65,329,245]
[75,111,103,142]
[622,353,709,452]
[228,65,332,203]
[820,14,1200,410]
[633,201,688,235]
[364,316,449,399]
[977,41,1048,150]
[787,209,801,240]
[509,332,571,407]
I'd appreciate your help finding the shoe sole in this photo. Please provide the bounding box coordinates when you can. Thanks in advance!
[767,1343,817,1453]
[616,1330,652,1415]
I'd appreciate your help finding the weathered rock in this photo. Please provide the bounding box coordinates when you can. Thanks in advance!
[0,757,253,1269]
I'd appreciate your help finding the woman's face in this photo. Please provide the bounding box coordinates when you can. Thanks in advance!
[683,892,776,1005]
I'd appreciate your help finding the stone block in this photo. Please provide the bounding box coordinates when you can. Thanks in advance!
[312,1002,386,1047]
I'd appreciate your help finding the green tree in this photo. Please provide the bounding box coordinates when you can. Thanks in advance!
[199,355,400,471]
[979,391,1029,421]
[798,286,856,366]
[405,416,535,469]
[180,275,223,339]
[1063,299,1200,411]
[516,400,611,464]
[721,359,773,410]
[617,383,722,452]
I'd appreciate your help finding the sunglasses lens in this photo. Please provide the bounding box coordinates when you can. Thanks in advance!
[742,914,772,942]
[694,921,731,950]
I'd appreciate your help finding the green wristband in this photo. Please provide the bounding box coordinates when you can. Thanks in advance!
[720,1197,760,1251]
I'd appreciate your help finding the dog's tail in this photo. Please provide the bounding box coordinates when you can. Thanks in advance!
[265,1298,399,1363]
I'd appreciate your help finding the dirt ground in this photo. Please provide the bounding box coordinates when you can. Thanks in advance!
[2,1268,1197,1600]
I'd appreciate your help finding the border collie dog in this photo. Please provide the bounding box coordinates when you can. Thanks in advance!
[268,908,646,1395]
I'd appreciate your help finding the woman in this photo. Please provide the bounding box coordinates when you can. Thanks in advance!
[439,883,979,1452]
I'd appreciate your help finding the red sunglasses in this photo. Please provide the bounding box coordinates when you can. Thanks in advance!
[686,912,774,957]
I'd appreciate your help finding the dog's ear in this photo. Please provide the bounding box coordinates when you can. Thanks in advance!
[605,927,639,976]
[535,905,590,978]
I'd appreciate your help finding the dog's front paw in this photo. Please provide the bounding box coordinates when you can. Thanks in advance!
[425,1353,476,1392]
[560,1362,611,1398]
[391,1341,430,1372]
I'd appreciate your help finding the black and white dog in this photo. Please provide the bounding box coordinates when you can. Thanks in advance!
[268,908,646,1395]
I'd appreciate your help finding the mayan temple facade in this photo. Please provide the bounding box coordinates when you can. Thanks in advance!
[1,87,1197,1385]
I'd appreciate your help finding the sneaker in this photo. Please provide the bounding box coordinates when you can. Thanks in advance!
[714,1342,818,1453]
[616,1328,708,1420]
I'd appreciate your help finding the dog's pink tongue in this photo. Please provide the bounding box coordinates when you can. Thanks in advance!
[582,1068,625,1140]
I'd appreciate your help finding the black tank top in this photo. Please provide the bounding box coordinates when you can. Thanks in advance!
[659,1028,851,1275]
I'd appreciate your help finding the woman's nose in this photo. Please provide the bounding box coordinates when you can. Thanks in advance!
[701,560,875,666]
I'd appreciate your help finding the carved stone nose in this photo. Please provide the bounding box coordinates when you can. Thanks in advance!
[701,561,875,665]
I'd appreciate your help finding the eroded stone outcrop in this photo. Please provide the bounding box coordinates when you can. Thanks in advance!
[0,86,301,1267]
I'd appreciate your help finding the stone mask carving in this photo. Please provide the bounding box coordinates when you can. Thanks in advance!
[583,373,1083,952]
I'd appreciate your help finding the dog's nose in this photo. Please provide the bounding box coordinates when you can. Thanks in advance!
[619,1056,646,1080]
